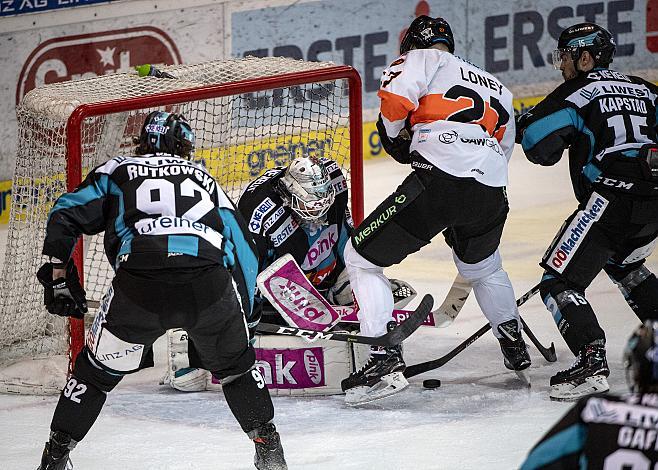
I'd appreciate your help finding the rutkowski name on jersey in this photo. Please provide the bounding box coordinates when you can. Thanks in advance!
[43,153,258,311]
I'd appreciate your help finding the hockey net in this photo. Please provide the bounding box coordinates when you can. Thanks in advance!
[0,56,363,394]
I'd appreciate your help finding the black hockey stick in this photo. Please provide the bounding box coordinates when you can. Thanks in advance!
[256,294,433,347]
[520,317,557,362]
[404,284,551,378]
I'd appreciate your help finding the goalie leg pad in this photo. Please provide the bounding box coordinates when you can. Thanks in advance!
[248,334,353,396]
[326,268,353,306]
[163,328,209,392]
[389,278,417,309]
[51,348,122,442]
[453,249,519,338]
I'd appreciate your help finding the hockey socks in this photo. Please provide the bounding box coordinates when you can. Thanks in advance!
[540,277,605,355]
[50,349,122,443]
[220,368,275,435]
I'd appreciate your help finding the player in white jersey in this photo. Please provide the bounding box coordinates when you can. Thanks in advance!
[341,15,530,403]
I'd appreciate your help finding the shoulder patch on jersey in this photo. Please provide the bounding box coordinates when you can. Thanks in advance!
[270,215,299,247]
[249,197,276,233]
[331,175,348,195]
[263,205,287,233]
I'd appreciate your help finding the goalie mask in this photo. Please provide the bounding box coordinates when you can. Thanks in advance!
[624,320,658,393]
[400,15,455,54]
[136,111,195,159]
[279,157,336,223]
[552,23,616,70]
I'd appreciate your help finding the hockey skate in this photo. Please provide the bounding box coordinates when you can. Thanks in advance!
[549,342,610,401]
[37,431,74,470]
[251,423,287,470]
[341,344,408,405]
[497,319,532,387]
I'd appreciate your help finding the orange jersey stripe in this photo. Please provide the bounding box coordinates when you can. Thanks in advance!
[411,94,473,127]
[410,94,501,137]
[378,89,416,122]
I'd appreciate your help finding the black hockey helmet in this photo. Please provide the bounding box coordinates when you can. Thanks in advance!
[400,15,454,54]
[552,23,616,70]
[136,111,195,159]
[624,320,658,393]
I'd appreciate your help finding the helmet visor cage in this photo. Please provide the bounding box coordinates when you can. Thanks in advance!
[551,48,576,70]
[288,178,335,222]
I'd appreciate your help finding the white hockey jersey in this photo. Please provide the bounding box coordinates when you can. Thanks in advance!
[378,49,516,187]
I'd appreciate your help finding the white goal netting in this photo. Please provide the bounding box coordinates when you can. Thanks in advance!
[0,56,361,394]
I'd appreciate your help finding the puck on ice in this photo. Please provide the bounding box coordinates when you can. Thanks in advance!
[423,379,441,389]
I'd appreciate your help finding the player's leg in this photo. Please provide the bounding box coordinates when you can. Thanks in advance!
[188,267,285,470]
[39,271,161,469]
[604,230,658,321]
[341,170,451,402]
[448,184,530,372]
[539,192,622,400]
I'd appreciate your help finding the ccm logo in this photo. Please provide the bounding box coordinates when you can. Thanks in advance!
[17,27,181,103]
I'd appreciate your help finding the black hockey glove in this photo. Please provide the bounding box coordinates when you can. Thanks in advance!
[377,116,412,164]
[36,261,88,319]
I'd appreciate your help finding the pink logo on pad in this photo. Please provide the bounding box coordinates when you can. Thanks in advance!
[255,347,326,388]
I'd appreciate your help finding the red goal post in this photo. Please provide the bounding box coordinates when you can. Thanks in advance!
[0,57,363,394]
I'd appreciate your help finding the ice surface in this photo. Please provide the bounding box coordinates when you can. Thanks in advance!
[2,146,656,469]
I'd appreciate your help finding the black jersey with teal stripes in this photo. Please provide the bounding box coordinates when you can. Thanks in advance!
[43,153,258,313]
[518,69,658,201]
[521,392,658,469]
[238,158,352,294]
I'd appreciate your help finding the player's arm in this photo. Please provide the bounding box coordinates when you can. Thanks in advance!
[647,80,658,135]
[516,90,581,167]
[219,190,259,317]
[498,99,516,163]
[376,53,427,163]
[520,402,587,469]
[37,169,109,317]
[237,192,275,273]
[42,169,110,265]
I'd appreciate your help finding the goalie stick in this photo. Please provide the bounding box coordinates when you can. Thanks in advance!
[87,296,433,347]
[256,294,433,347]
[431,274,472,328]
[404,284,556,379]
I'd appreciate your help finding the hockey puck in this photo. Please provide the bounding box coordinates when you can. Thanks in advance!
[423,379,441,389]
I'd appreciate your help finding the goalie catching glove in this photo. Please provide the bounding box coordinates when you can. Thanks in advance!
[36,261,88,318]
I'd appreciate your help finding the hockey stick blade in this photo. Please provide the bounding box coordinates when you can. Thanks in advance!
[431,274,472,328]
[404,284,542,379]
[520,316,557,362]
[256,294,433,347]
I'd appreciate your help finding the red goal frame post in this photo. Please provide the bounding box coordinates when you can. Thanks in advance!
[64,65,363,368]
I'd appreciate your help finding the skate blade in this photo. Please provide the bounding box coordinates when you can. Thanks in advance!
[514,369,531,389]
[549,375,609,401]
[345,372,409,406]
